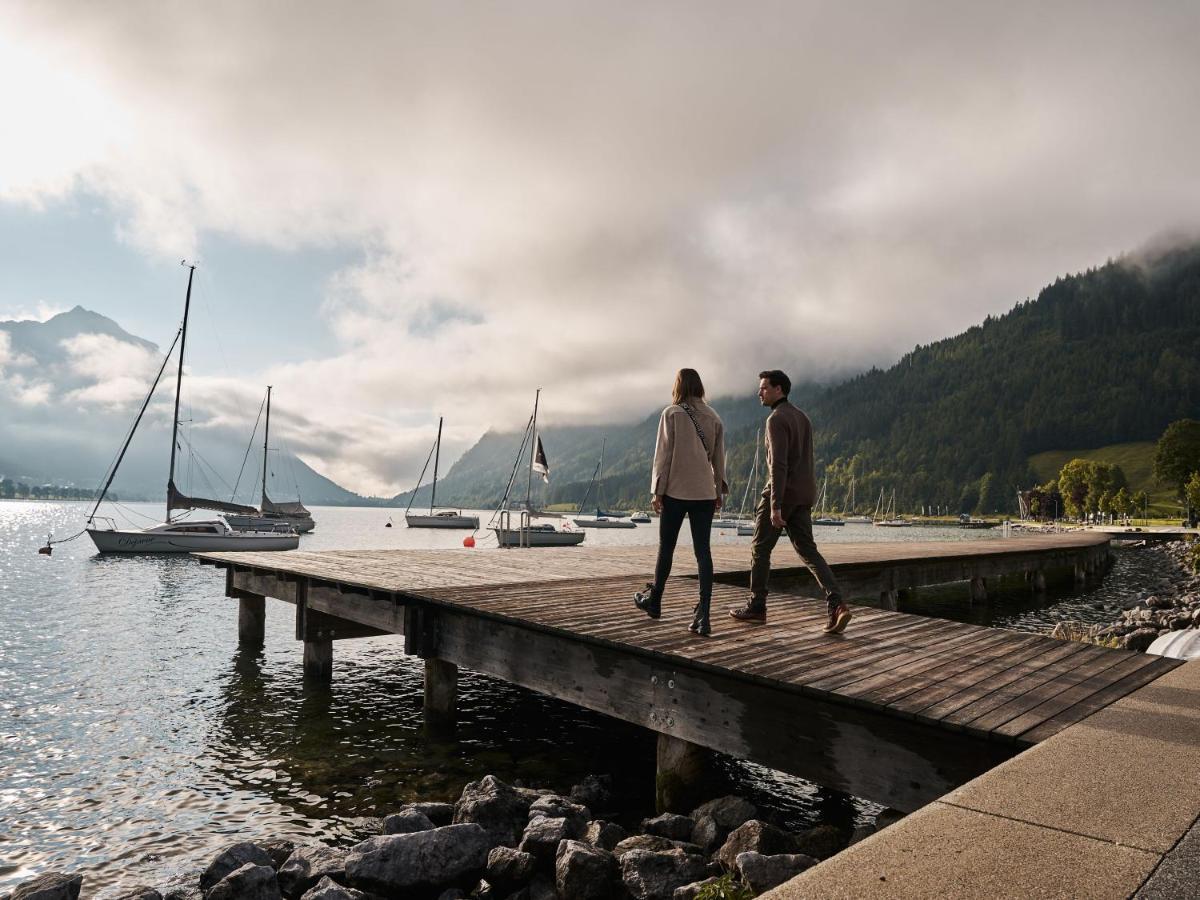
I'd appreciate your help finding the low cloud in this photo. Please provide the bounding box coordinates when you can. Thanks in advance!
[3,2,1200,493]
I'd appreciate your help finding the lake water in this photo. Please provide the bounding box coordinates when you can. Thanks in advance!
[0,502,1154,896]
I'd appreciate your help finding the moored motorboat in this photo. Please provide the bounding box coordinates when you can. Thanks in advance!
[88,518,298,553]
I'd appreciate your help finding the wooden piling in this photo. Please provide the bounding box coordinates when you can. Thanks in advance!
[237,594,266,648]
[424,658,458,733]
[303,638,333,682]
[656,733,711,814]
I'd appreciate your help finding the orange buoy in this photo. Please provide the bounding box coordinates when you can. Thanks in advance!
[463,535,476,548]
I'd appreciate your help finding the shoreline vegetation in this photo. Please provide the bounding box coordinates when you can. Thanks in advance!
[2,775,897,900]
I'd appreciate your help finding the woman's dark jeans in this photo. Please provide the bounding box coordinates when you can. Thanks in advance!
[652,496,716,616]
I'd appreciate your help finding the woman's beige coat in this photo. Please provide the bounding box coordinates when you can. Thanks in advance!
[650,399,728,501]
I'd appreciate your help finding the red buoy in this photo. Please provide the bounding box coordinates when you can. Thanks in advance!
[463,535,476,548]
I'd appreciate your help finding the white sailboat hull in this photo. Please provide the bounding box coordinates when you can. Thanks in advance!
[87,526,299,553]
[406,513,480,529]
[572,517,637,529]
[492,527,586,547]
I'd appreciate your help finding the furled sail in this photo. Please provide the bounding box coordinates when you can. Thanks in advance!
[167,480,258,516]
[262,494,311,516]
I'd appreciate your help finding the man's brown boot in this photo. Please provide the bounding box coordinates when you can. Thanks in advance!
[729,602,766,623]
[823,603,853,634]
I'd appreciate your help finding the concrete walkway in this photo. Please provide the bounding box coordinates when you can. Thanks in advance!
[764,658,1200,899]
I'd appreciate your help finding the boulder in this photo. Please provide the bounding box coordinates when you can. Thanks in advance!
[528,795,590,826]
[110,889,161,900]
[569,775,613,812]
[584,820,627,852]
[690,797,757,833]
[734,852,817,894]
[619,850,711,900]
[485,847,537,893]
[278,845,348,898]
[715,821,798,871]
[671,878,721,900]
[201,843,276,892]
[206,863,282,900]
[470,880,495,899]
[689,816,723,856]
[407,802,455,827]
[1122,627,1160,652]
[9,873,83,900]
[791,824,848,860]
[641,814,694,842]
[259,840,299,871]
[517,816,578,862]
[298,876,373,900]
[345,824,490,895]
[159,871,203,900]
[613,835,677,858]
[382,809,436,835]
[554,840,618,900]
[453,776,537,847]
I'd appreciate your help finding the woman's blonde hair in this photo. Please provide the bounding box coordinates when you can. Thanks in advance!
[672,368,706,405]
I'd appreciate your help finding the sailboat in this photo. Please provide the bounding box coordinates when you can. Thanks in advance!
[812,477,846,527]
[405,417,479,529]
[226,386,316,534]
[491,390,586,547]
[843,476,873,524]
[734,429,763,536]
[573,438,636,528]
[86,264,299,553]
[874,488,912,527]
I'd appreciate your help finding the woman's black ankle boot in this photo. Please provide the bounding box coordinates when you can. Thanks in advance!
[688,602,711,637]
[634,582,661,619]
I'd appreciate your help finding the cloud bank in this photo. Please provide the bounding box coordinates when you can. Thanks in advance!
[2,1,1199,493]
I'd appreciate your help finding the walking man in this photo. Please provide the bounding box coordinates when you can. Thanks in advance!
[729,370,851,634]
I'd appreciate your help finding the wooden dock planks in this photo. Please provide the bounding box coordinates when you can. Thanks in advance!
[200,532,1178,759]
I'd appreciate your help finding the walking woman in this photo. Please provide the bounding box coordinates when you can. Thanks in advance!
[634,368,727,636]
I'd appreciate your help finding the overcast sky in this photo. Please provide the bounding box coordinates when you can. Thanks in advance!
[2,1,1199,495]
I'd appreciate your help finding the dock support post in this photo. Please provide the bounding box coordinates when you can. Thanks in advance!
[656,733,711,814]
[424,658,458,734]
[238,594,266,648]
[1032,570,1047,594]
[1074,560,1087,587]
[969,577,988,603]
[879,590,898,610]
[303,638,333,682]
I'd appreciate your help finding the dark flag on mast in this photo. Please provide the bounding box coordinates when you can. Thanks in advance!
[532,436,550,483]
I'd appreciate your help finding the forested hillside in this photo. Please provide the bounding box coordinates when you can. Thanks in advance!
[403,243,1200,514]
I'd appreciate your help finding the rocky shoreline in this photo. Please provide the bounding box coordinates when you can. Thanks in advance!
[2,775,896,900]
[1053,538,1200,651]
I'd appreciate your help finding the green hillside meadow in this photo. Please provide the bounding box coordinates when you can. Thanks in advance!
[1028,441,1179,516]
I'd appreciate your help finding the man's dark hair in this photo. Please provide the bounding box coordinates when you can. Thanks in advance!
[758,369,791,397]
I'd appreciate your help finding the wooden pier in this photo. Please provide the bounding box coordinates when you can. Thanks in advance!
[198,533,1179,813]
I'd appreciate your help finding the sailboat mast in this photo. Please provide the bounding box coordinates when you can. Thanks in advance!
[431,416,443,513]
[166,263,195,521]
[525,389,540,508]
[262,386,272,510]
[597,437,606,511]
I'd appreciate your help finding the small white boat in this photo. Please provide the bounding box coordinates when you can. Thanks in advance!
[736,522,755,536]
[630,512,652,524]
[845,515,874,524]
[88,518,298,553]
[873,489,912,526]
[572,440,634,528]
[711,517,742,529]
[404,416,479,529]
[573,514,637,529]
[493,523,586,546]
[407,510,480,529]
[813,477,844,526]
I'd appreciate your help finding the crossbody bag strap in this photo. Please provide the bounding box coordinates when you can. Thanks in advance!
[679,403,710,456]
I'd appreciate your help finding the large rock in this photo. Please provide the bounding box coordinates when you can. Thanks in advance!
[671,878,721,900]
[735,852,817,893]
[641,814,694,842]
[298,876,373,900]
[613,835,677,857]
[584,820,627,852]
[791,824,848,860]
[206,863,282,900]
[277,845,348,898]
[159,871,203,900]
[518,816,579,862]
[528,795,590,826]
[555,840,617,900]
[453,776,537,847]
[1122,627,1160,652]
[620,850,711,900]
[569,775,613,812]
[715,820,798,871]
[201,843,276,892]
[11,874,83,900]
[691,797,757,833]
[345,824,490,895]
[382,809,436,835]
[485,846,537,893]
[110,889,161,900]
[689,817,723,856]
